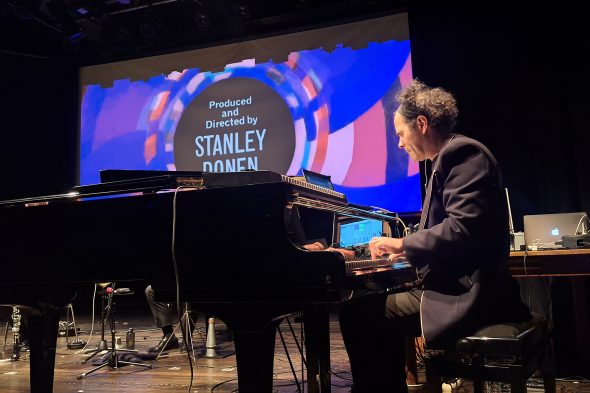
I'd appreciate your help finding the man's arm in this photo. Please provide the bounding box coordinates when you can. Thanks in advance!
[403,143,497,268]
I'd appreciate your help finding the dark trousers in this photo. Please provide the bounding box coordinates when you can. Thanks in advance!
[144,285,175,329]
[339,289,422,393]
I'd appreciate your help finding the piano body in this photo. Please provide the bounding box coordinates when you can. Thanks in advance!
[0,170,414,392]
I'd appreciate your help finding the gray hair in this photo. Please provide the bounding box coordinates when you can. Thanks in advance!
[395,79,458,131]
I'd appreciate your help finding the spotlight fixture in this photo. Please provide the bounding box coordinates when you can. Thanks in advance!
[234,3,249,19]
[195,12,210,28]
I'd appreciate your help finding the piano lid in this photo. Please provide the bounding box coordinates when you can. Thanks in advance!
[97,169,345,200]
[73,170,204,196]
[99,169,203,183]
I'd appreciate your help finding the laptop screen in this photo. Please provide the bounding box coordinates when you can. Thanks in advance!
[338,218,383,248]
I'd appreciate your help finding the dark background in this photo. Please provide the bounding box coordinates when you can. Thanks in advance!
[1,0,588,377]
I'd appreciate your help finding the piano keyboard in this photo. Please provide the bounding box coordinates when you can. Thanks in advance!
[345,257,411,273]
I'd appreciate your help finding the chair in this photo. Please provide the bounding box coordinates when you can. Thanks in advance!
[424,315,556,393]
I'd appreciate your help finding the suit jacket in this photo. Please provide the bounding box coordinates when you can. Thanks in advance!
[403,134,529,348]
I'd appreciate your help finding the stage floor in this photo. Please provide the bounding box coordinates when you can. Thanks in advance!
[0,310,588,392]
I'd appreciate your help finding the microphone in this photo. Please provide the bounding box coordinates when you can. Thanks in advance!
[105,287,132,295]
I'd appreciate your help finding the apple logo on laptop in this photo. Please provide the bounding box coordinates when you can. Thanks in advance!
[551,228,560,236]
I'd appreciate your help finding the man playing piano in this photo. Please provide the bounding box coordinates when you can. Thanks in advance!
[338,79,530,392]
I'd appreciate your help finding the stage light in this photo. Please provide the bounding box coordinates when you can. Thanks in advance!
[195,12,210,28]
[46,0,83,39]
[69,29,84,42]
[234,3,249,19]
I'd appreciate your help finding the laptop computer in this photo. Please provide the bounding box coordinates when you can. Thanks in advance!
[336,218,384,248]
[523,212,588,250]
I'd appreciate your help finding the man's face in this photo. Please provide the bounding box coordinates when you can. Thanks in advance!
[394,111,426,162]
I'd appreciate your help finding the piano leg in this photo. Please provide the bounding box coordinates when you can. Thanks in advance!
[304,307,331,393]
[27,305,60,393]
[233,322,279,393]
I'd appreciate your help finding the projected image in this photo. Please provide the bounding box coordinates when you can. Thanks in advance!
[80,16,420,213]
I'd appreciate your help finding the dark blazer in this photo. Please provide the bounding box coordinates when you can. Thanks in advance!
[403,134,529,348]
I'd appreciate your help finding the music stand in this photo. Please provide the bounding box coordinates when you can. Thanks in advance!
[78,284,151,379]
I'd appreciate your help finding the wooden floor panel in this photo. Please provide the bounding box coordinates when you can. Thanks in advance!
[0,313,588,392]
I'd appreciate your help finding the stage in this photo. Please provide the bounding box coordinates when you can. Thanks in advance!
[1,309,589,392]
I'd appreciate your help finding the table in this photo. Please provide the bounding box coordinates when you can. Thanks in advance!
[509,248,590,276]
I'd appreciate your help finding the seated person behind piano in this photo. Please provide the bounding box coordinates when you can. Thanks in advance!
[338,79,530,392]
[144,285,194,352]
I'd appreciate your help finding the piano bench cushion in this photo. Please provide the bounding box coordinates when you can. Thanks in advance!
[426,316,549,365]
[423,314,555,392]
[454,314,548,364]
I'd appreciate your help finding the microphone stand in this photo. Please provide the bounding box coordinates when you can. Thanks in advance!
[156,302,198,360]
[78,284,151,379]
[82,285,110,363]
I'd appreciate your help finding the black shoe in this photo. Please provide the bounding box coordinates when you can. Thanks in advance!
[11,344,21,361]
[147,334,179,353]
[20,339,30,352]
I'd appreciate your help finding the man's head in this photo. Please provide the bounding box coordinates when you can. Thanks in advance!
[394,80,458,161]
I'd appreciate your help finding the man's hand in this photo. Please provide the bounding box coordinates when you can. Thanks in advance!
[369,237,405,260]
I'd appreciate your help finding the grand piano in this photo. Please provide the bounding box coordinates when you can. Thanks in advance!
[0,170,415,392]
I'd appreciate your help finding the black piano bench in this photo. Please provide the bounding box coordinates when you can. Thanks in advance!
[424,315,555,393]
